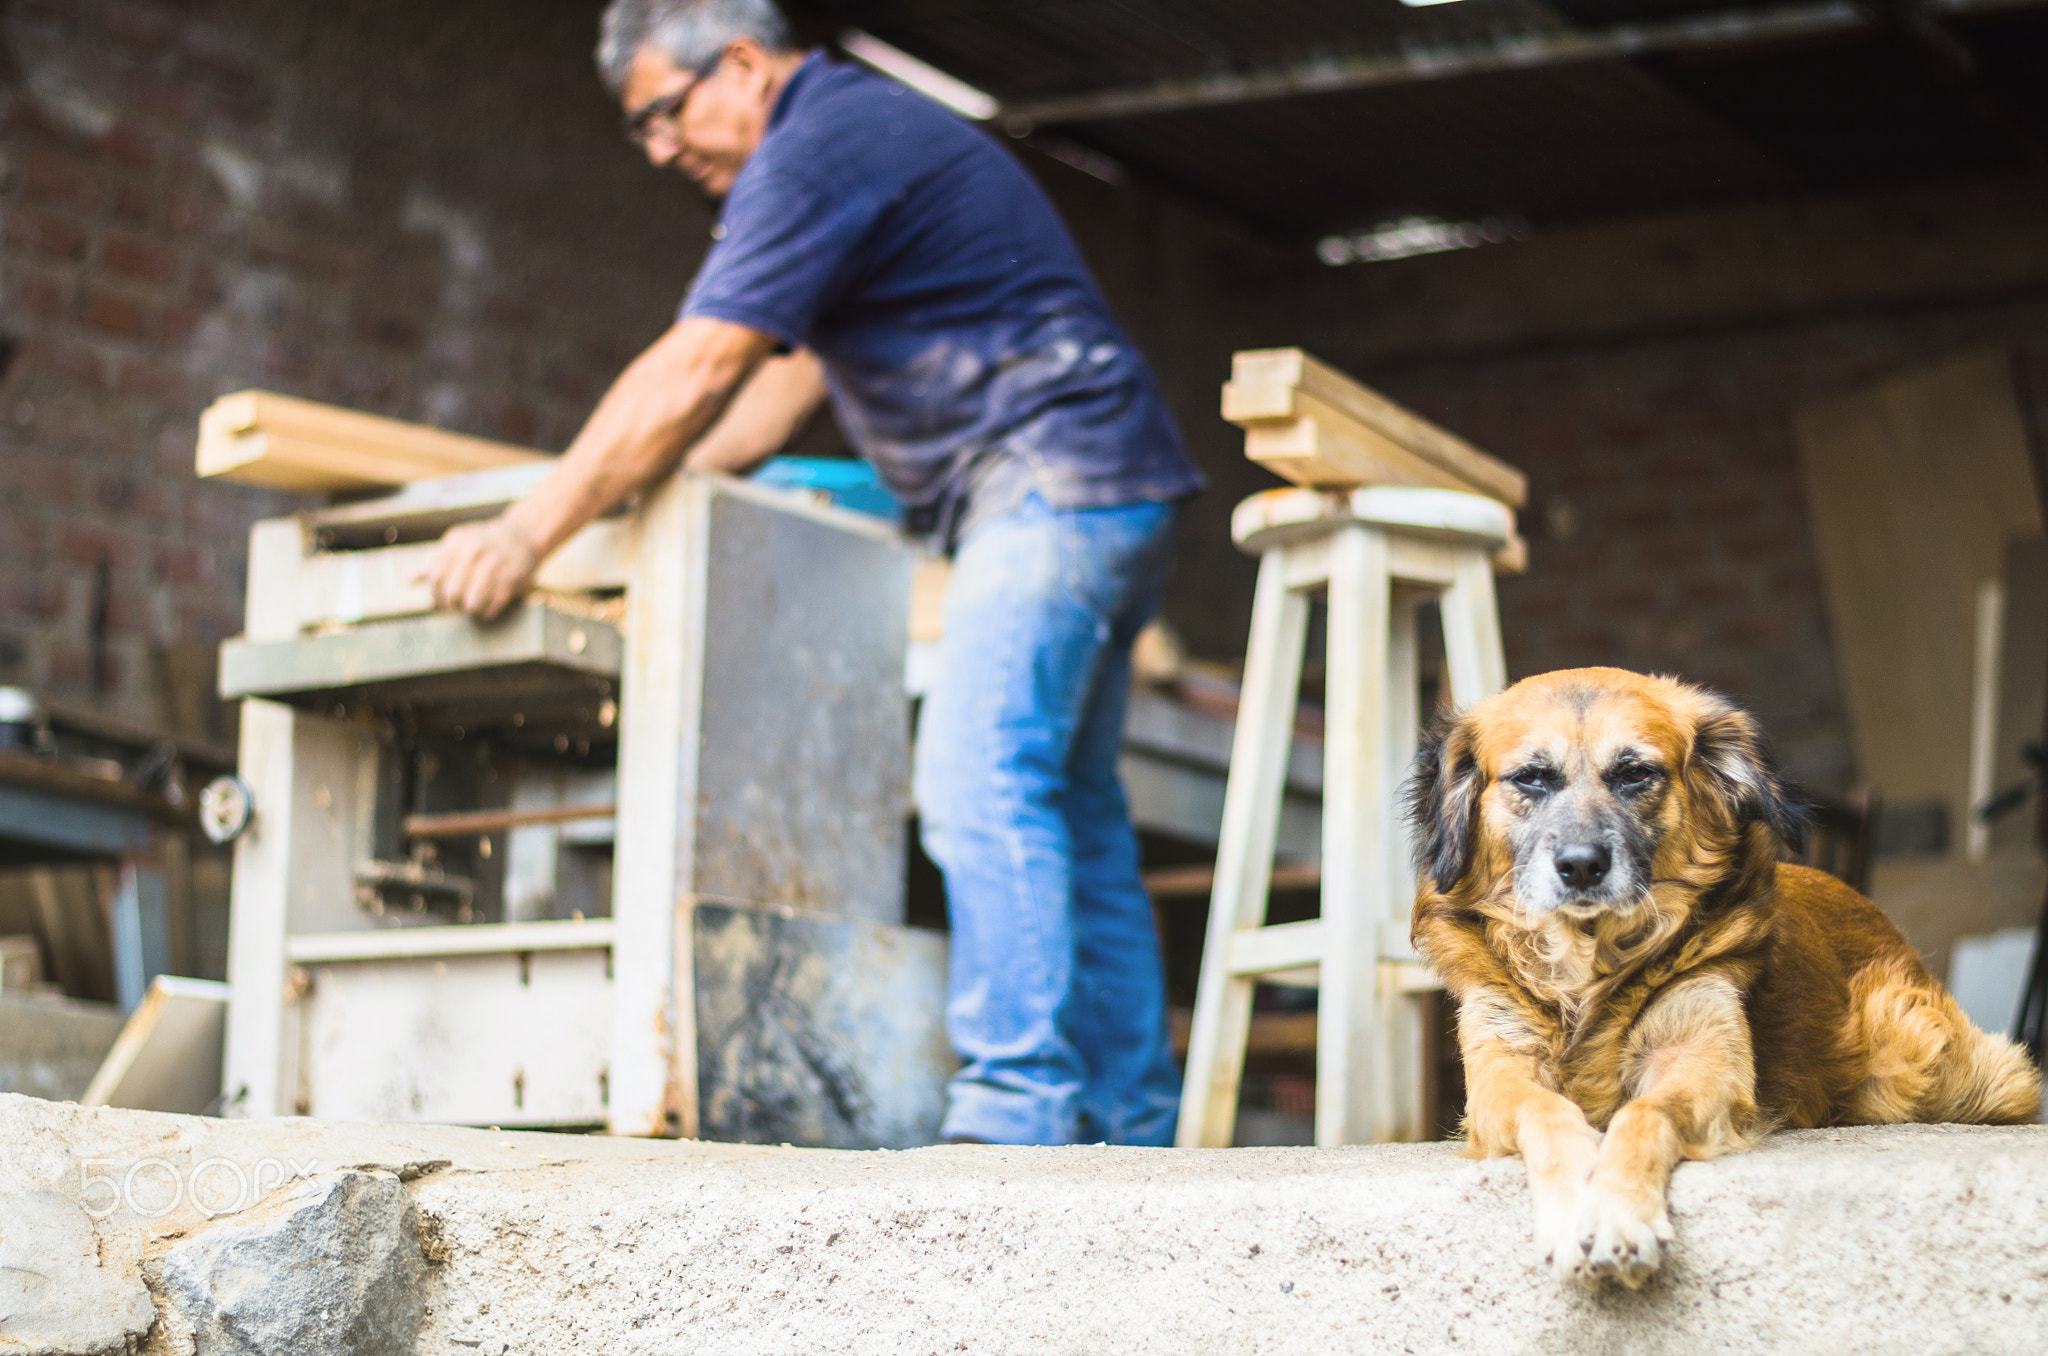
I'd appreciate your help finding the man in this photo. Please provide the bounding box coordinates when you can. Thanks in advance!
[426,0,1202,1147]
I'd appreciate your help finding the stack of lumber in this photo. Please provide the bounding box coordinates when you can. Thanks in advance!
[196,390,548,494]
[1224,349,1526,503]
[1224,349,1528,570]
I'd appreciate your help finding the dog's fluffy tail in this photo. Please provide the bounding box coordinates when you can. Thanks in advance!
[1841,957,2042,1126]
[1943,1022,2045,1125]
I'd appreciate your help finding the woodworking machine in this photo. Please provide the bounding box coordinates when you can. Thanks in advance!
[214,464,950,1145]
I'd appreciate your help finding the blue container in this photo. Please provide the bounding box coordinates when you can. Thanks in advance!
[750,457,901,524]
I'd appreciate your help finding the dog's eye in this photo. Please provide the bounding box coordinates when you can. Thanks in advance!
[1507,768,1555,796]
[1612,763,1659,791]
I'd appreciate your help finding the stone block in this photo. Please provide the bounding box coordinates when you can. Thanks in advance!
[158,1170,425,1356]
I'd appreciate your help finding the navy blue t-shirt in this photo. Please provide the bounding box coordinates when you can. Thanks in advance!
[682,53,1202,540]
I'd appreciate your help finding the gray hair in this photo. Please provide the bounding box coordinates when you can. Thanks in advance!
[596,0,794,97]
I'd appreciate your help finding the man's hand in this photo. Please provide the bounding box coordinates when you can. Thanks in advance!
[425,516,543,620]
[415,317,796,622]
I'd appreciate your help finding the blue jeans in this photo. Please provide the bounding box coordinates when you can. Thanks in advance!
[914,492,1182,1146]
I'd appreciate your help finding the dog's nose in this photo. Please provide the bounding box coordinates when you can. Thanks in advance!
[1554,843,1611,891]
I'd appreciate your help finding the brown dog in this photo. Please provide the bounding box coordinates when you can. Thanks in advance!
[1406,667,2040,1289]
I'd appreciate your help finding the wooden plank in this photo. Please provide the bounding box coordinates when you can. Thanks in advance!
[0,750,194,830]
[219,603,623,702]
[293,542,442,629]
[0,764,176,844]
[42,700,236,772]
[1492,531,1529,575]
[1225,918,1325,976]
[1319,523,1397,1145]
[1242,392,1488,498]
[242,517,306,644]
[610,470,701,1138]
[1144,861,1322,900]
[403,803,617,840]
[28,867,118,1005]
[197,390,547,492]
[286,918,616,963]
[305,463,560,540]
[1170,1007,1319,1057]
[292,519,633,629]
[1380,582,1423,966]
[199,431,546,494]
[1119,747,1325,860]
[82,975,229,1114]
[1226,349,1527,506]
[1441,541,1509,708]
[221,701,359,1116]
[203,389,545,462]
[1793,349,2044,847]
[1177,549,1312,1147]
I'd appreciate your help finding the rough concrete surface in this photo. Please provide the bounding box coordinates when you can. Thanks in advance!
[0,1092,2043,1355]
[157,1170,425,1356]
[0,1187,155,1355]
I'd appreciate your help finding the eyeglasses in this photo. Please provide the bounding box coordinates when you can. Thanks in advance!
[623,51,726,147]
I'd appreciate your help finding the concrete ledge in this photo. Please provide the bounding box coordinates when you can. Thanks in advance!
[1,1093,2044,1354]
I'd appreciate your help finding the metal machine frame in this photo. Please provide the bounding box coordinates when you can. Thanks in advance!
[218,465,935,1139]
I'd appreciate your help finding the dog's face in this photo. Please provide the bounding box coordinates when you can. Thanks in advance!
[1408,668,1802,924]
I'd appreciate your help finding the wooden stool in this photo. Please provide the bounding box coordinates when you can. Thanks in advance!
[1177,485,1512,1147]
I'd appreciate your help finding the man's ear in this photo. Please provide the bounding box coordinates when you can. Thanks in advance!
[725,36,776,94]
[1406,715,1485,893]
[1686,696,1807,853]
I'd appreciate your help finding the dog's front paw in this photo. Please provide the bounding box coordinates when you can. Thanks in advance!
[1577,1195,1671,1289]
[1563,1181,1674,1290]
[1533,1188,1595,1286]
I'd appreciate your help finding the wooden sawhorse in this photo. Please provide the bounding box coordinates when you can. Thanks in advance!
[1177,485,1511,1147]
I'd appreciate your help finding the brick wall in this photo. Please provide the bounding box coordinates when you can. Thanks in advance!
[0,0,709,731]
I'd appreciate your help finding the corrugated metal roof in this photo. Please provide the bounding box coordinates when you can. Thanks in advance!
[817,0,1574,101]
[792,0,2048,237]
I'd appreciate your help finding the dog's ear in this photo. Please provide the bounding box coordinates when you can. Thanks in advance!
[1686,697,1807,853]
[1406,714,1486,892]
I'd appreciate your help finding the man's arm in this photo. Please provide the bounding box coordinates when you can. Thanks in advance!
[684,345,828,476]
[425,317,781,618]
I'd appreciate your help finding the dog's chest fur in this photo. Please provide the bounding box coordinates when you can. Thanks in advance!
[1451,903,1761,1127]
